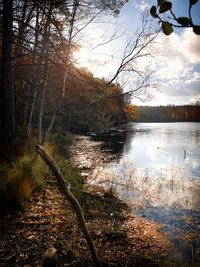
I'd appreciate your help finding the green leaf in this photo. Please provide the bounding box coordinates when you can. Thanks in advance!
[150,6,158,18]
[157,0,165,6]
[190,0,199,5]
[193,26,200,35]
[162,22,173,35]
[177,17,191,26]
[159,1,172,13]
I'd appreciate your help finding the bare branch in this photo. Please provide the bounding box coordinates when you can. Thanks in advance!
[107,13,159,85]
[36,145,101,267]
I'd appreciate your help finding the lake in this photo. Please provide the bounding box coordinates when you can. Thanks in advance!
[89,122,200,263]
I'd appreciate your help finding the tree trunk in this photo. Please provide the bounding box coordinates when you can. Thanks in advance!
[37,64,49,144]
[25,6,40,137]
[26,90,37,137]
[0,0,15,151]
[43,72,67,142]
[37,3,52,144]
[36,145,102,267]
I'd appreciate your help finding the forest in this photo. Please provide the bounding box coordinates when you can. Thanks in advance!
[136,105,200,122]
[0,0,136,153]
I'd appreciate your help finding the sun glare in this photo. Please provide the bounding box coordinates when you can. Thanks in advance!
[72,24,121,79]
[73,47,91,67]
[73,46,112,78]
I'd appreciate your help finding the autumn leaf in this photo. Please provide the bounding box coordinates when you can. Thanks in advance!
[159,1,172,13]
[162,22,173,35]
[193,25,200,35]
[150,6,158,18]
[177,17,191,26]
[190,0,199,5]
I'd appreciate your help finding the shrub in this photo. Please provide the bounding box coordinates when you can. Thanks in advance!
[56,157,83,198]
[47,132,73,157]
[0,152,49,209]
[0,135,83,210]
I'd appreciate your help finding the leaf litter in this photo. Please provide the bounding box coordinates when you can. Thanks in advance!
[0,135,176,266]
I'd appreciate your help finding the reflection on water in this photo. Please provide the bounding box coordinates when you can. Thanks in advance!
[122,122,200,180]
[89,122,200,263]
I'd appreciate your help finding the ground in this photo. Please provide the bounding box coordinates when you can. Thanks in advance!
[0,135,173,267]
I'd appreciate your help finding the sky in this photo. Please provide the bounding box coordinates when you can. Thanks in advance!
[74,0,200,106]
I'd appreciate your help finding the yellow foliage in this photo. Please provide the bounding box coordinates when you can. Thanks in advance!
[123,104,139,121]
[21,177,32,199]
[2,145,51,208]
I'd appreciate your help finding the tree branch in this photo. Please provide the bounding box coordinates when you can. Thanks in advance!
[35,145,101,267]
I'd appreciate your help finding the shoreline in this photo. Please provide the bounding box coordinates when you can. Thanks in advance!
[0,134,174,266]
[70,134,200,266]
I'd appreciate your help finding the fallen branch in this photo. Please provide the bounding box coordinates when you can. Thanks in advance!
[35,144,101,267]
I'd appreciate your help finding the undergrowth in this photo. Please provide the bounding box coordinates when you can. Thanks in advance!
[0,132,82,210]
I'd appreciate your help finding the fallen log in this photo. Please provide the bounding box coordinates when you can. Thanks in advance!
[36,144,101,267]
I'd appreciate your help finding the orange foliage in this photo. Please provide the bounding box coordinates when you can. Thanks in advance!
[111,99,118,112]
[123,103,139,121]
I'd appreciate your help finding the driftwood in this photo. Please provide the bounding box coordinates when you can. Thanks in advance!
[36,145,101,267]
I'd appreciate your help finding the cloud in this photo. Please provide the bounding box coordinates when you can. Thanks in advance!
[151,28,200,105]
[191,94,200,103]
[73,9,200,106]
[133,0,150,12]
[180,29,200,64]
[157,29,200,75]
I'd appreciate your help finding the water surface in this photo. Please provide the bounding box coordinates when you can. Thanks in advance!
[89,122,200,263]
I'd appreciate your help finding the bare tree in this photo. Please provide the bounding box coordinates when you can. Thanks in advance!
[107,13,159,98]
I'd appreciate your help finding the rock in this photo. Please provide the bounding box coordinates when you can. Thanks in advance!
[43,247,58,267]
[88,132,97,138]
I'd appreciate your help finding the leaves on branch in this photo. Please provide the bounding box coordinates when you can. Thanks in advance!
[190,0,199,5]
[177,17,191,26]
[151,0,200,35]
[162,22,173,35]
[150,6,158,18]
[157,0,165,6]
[159,1,172,13]
[193,25,200,35]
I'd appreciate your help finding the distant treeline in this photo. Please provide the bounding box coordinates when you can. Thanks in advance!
[136,105,200,122]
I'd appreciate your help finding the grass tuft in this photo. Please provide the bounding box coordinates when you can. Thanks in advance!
[0,133,83,210]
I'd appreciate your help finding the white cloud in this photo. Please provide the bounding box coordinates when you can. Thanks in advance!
[180,29,200,64]
[191,94,200,103]
[133,0,150,12]
[156,29,200,77]
[150,28,200,105]
[73,10,200,106]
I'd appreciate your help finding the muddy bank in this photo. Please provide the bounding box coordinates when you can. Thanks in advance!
[70,135,120,179]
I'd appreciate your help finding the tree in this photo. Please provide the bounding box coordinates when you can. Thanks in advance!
[150,0,200,35]
[1,0,159,149]
[0,0,128,146]
[123,103,139,121]
[0,0,15,157]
